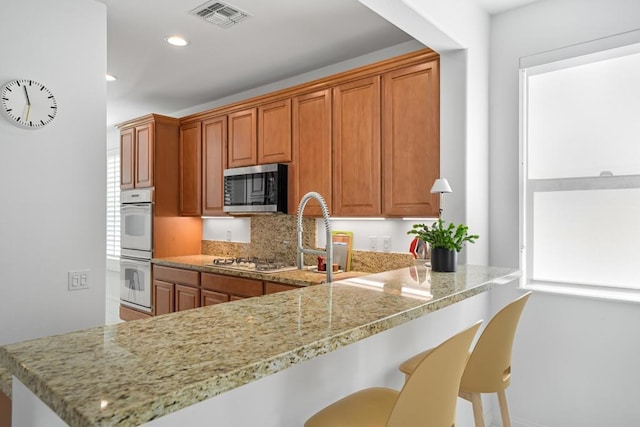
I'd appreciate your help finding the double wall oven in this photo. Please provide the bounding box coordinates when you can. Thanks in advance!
[120,188,153,313]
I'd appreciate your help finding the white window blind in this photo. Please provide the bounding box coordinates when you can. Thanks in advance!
[521,43,640,295]
[107,149,120,259]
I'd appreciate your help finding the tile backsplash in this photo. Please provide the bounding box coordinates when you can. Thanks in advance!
[201,214,414,273]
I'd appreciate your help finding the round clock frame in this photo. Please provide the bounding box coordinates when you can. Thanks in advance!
[0,79,58,129]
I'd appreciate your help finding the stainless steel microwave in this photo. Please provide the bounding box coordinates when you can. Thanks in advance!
[223,163,288,213]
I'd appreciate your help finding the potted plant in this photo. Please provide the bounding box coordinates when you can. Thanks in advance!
[407,219,479,272]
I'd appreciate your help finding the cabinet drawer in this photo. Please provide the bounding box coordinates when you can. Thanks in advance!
[264,281,301,294]
[153,265,200,287]
[201,273,263,297]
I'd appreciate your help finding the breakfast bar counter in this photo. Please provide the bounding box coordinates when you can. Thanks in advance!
[0,264,519,427]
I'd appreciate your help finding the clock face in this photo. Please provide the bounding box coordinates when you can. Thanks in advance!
[1,79,58,129]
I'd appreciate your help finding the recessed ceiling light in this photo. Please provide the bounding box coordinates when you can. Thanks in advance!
[165,36,189,47]
[105,74,117,82]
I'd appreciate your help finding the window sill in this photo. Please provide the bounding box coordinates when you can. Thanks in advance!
[523,281,640,304]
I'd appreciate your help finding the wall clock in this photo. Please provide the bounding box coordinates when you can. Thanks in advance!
[1,79,58,129]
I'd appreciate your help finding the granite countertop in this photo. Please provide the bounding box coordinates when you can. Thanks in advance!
[152,254,369,286]
[0,363,11,398]
[0,264,519,427]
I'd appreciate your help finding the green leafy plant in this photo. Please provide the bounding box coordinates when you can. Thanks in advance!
[407,219,479,252]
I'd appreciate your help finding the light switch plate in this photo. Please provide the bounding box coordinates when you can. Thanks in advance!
[369,236,377,251]
[68,270,90,291]
[382,236,391,252]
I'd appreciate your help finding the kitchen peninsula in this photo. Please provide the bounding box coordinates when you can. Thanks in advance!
[1,264,519,426]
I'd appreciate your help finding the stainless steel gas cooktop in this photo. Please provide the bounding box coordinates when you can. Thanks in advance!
[209,257,297,274]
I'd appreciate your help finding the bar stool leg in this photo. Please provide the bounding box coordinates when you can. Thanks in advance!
[497,390,511,427]
[469,392,485,427]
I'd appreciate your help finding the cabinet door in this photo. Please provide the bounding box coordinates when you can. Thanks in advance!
[120,128,135,189]
[179,122,202,216]
[201,289,230,306]
[135,123,154,188]
[332,77,381,216]
[202,116,227,215]
[258,99,291,164]
[175,284,200,312]
[290,90,332,216]
[228,108,257,168]
[153,280,174,315]
[383,61,440,217]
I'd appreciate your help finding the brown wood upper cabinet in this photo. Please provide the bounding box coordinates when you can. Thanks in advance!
[332,76,382,216]
[289,89,332,216]
[179,122,202,216]
[382,61,440,217]
[120,122,154,189]
[227,100,292,168]
[118,115,181,190]
[202,116,228,216]
[228,108,257,168]
[258,98,292,164]
[120,127,135,189]
[173,49,440,218]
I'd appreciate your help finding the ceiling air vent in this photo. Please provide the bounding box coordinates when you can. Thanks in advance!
[190,1,250,29]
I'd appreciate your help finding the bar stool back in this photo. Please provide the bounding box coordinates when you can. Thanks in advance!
[304,320,482,427]
[399,291,532,427]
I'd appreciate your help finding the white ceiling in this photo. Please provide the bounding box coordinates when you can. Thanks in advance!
[475,0,541,14]
[98,0,540,127]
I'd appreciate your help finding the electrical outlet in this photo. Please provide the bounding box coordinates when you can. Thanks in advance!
[382,236,391,252]
[369,236,377,251]
[226,230,232,241]
[68,270,90,291]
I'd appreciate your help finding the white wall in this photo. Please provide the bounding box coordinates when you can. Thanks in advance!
[0,0,107,345]
[490,0,640,425]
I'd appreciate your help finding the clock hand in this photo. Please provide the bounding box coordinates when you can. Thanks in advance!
[26,104,31,122]
[23,85,31,105]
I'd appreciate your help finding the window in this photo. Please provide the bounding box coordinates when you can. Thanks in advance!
[520,39,640,299]
[107,148,120,259]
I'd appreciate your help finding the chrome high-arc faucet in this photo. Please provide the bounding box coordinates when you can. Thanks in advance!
[296,192,333,283]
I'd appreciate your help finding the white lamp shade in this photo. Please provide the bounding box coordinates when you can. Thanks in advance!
[430,178,452,194]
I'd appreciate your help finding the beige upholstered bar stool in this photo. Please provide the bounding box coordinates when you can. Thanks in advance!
[304,321,482,427]
[399,291,531,427]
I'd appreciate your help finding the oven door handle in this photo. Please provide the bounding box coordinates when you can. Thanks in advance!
[120,203,152,212]
[121,256,151,264]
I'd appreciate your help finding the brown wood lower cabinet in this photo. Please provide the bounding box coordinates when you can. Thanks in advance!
[201,273,263,299]
[153,280,175,315]
[264,281,302,294]
[150,265,304,315]
[201,289,230,307]
[175,284,200,311]
[153,265,200,315]
[1,389,11,427]
[120,305,152,321]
